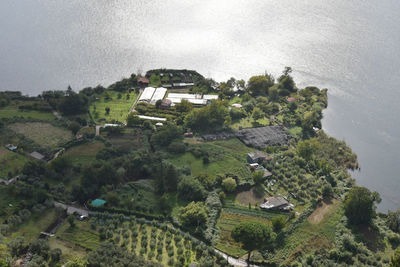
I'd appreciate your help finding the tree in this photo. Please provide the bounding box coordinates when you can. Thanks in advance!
[252,107,263,121]
[155,99,162,109]
[7,237,25,257]
[126,113,142,127]
[390,247,400,267]
[69,121,81,135]
[232,221,275,264]
[66,257,88,267]
[184,101,229,132]
[253,171,265,185]
[50,248,62,263]
[151,123,183,147]
[296,139,320,161]
[178,202,208,229]
[271,216,286,233]
[105,107,110,115]
[344,187,380,225]
[175,99,193,113]
[178,177,206,201]
[247,75,274,96]
[67,215,75,228]
[322,184,333,198]
[222,177,237,192]
[387,210,400,233]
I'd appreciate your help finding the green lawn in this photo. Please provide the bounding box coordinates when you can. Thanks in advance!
[169,139,253,183]
[231,117,270,130]
[61,141,105,166]
[0,101,55,121]
[89,91,137,124]
[0,147,30,178]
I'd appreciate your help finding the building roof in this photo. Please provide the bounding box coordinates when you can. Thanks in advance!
[248,151,271,161]
[172,82,194,87]
[161,99,172,105]
[287,97,296,102]
[260,196,288,209]
[138,115,167,121]
[232,103,243,108]
[91,199,106,207]
[138,77,149,84]
[150,87,167,105]
[30,151,45,160]
[203,94,219,100]
[139,87,156,102]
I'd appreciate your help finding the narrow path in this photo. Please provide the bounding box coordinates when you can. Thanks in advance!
[0,175,20,185]
[95,125,101,136]
[129,89,143,113]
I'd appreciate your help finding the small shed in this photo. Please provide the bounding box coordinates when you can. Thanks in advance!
[30,151,45,160]
[5,144,18,152]
[91,199,106,207]
[160,99,172,109]
[247,151,271,164]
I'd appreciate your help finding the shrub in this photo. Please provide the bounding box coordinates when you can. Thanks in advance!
[222,177,237,192]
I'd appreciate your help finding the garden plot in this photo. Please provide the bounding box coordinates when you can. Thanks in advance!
[8,122,73,149]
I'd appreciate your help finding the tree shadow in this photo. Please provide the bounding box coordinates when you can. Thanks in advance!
[351,224,386,252]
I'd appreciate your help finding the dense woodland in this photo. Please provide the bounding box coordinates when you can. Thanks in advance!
[0,68,399,266]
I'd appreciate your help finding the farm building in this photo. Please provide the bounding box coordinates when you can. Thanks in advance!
[172,82,194,88]
[138,77,149,87]
[5,144,17,152]
[260,196,293,211]
[166,93,217,106]
[138,115,167,121]
[247,151,271,164]
[139,87,156,103]
[255,166,272,178]
[30,151,45,160]
[150,87,167,105]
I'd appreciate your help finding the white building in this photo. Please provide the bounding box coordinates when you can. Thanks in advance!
[166,93,218,106]
[150,87,167,105]
[138,87,156,103]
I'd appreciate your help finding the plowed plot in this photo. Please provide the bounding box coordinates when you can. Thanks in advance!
[308,199,336,224]
[9,122,73,149]
[236,187,266,205]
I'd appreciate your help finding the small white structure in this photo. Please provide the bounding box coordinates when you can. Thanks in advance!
[155,122,164,127]
[150,87,167,105]
[166,93,217,106]
[138,87,156,103]
[172,82,194,87]
[30,151,45,160]
[203,95,219,100]
[232,103,243,108]
[138,115,167,122]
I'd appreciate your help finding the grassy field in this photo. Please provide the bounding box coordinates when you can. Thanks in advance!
[0,147,30,178]
[61,141,104,166]
[231,117,270,130]
[8,208,61,244]
[169,139,253,183]
[8,122,73,149]
[89,91,137,124]
[48,238,87,264]
[0,101,55,121]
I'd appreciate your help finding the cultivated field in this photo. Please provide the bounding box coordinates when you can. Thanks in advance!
[89,91,137,124]
[8,122,73,149]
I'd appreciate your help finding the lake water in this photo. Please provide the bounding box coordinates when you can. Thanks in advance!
[1,0,399,211]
